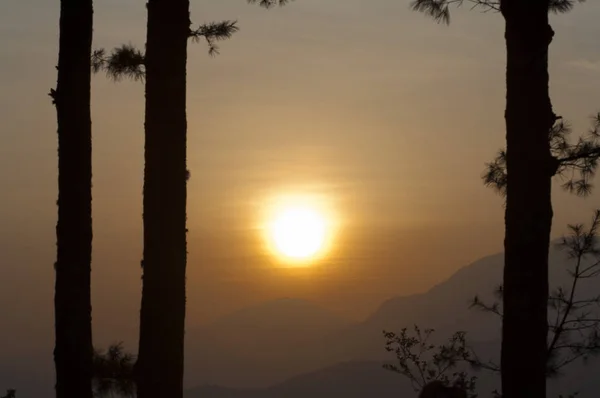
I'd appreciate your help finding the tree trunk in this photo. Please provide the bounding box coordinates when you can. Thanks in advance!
[500,1,554,397]
[135,0,189,397]
[53,0,94,397]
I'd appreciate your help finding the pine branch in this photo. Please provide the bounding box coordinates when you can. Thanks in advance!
[483,112,600,198]
[411,0,585,25]
[92,21,238,83]
[247,0,293,8]
[189,20,239,56]
[92,45,146,82]
[465,211,600,376]
[93,343,136,398]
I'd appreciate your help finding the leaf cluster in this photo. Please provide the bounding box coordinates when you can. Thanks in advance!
[411,0,585,25]
[247,0,293,8]
[471,210,600,377]
[92,21,239,81]
[383,326,478,397]
[92,343,136,398]
[483,114,600,197]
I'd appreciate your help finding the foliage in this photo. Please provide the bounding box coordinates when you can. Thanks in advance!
[383,326,478,397]
[188,21,239,55]
[471,210,600,377]
[92,45,145,82]
[483,114,600,198]
[0,390,15,398]
[92,21,239,81]
[247,0,293,8]
[411,0,585,25]
[385,210,600,396]
[92,343,136,398]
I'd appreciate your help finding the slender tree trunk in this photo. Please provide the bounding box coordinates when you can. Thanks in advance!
[501,1,555,397]
[52,0,94,397]
[135,0,189,397]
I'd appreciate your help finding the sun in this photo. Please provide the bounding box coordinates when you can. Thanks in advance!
[263,195,334,262]
[269,206,327,259]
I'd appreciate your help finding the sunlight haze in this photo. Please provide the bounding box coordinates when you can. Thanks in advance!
[2,1,600,395]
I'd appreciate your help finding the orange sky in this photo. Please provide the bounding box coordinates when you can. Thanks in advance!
[1,0,600,351]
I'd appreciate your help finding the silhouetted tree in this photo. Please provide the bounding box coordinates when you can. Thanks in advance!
[385,210,600,397]
[471,210,600,378]
[49,0,94,397]
[412,1,585,396]
[92,343,136,398]
[136,1,192,397]
[420,381,468,398]
[92,7,237,398]
[1,390,16,398]
[383,326,477,397]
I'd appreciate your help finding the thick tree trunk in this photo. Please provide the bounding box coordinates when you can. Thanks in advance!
[500,1,554,397]
[135,0,189,397]
[53,0,94,397]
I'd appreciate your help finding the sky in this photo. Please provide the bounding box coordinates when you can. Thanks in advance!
[1,0,600,355]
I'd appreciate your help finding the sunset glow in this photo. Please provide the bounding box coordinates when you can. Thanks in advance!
[263,194,335,263]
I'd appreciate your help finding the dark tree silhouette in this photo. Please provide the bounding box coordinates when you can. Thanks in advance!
[471,210,600,378]
[383,326,477,397]
[412,1,585,396]
[92,8,238,398]
[92,343,136,398]
[135,1,191,397]
[1,390,16,398]
[50,0,94,397]
[385,210,600,397]
[420,381,468,398]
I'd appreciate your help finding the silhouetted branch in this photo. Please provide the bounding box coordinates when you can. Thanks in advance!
[92,21,238,81]
[385,210,600,397]
[247,0,293,9]
[411,0,585,25]
[92,45,146,82]
[483,113,600,197]
[189,20,239,56]
[383,326,478,397]
[470,210,600,375]
[93,342,136,398]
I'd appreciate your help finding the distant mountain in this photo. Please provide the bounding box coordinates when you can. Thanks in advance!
[5,242,600,398]
[184,361,408,398]
[192,297,353,345]
[185,242,600,389]
[184,356,600,398]
[185,298,356,388]
[185,347,600,398]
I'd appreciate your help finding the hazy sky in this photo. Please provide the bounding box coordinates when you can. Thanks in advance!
[1,0,600,353]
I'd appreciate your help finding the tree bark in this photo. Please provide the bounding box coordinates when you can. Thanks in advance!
[500,0,554,397]
[135,0,189,397]
[53,0,94,397]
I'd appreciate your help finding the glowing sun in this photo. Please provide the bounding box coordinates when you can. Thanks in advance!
[267,204,329,261]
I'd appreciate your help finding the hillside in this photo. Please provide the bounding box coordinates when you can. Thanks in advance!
[4,242,600,398]
[185,242,600,389]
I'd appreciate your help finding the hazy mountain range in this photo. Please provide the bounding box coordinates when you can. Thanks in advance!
[3,242,600,397]
[185,242,600,398]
